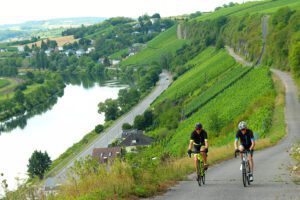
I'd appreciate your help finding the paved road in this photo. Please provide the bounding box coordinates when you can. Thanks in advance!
[149,70,300,200]
[45,71,172,188]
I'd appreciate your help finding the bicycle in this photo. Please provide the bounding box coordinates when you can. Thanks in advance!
[190,150,206,186]
[235,150,251,187]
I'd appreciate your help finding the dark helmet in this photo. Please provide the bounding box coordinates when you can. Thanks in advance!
[195,123,202,130]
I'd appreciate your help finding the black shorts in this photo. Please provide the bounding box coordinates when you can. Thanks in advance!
[240,145,254,156]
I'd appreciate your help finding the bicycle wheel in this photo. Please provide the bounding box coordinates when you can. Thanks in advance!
[242,162,247,187]
[247,162,251,185]
[197,160,201,186]
[202,173,205,185]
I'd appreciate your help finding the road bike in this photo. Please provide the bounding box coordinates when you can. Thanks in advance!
[235,150,251,187]
[190,150,206,186]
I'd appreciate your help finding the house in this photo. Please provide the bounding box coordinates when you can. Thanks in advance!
[132,23,141,29]
[131,31,140,35]
[86,47,95,54]
[98,58,105,64]
[119,133,154,153]
[65,49,75,56]
[121,129,143,139]
[150,18,159,24]
[0,48,7,52]
[76,49,85,57]
[161,28,166,32]
[45,48,53,56]
[57,46,64,51]
[92,147,122,164]
[111,59,120,66]
[129,43,144,54]
[17,46,24,52]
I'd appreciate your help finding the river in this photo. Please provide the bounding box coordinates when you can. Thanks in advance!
[0,81,125,195]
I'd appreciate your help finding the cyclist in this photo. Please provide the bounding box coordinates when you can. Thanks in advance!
[234,121,255,182]
[188,123,209,171]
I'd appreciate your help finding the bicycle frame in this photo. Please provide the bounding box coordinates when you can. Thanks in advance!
[235,150,251,187]
[192,150,206,186]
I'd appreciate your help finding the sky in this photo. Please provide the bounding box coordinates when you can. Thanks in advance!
[0,0,253,25]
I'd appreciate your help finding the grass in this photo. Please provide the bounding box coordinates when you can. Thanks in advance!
[291,142,300,183]
[0,78,19,99]
[120,26,188,67]
[110,48,128,60]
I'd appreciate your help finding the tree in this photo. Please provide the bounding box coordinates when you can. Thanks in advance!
[133,115,145,130]
[143,110,153,127]
[122,123,132,130]
[14,90,25,104]
[98,99,120,121]
[289,41,300,77]
[152,13,161,19]
[95,124,104,133]
[27,150,51,179]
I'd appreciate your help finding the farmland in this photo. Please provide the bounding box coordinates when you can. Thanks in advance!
[20,35,78,48]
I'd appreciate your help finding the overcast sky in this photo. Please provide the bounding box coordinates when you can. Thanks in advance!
[0,0,253,25]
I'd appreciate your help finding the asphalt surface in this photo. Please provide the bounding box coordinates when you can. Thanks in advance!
[45,71,172,188]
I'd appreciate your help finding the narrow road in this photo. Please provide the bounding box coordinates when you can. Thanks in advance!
[150,69,300,200]
[45,71,172,188]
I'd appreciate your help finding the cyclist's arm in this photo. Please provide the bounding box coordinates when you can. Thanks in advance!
[249,132,255,150]
[234,133,239,149]
[188,140,194,151]
[204,131,208,149]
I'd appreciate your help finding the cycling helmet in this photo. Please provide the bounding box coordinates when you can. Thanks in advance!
[195,123,203,130]
[238,121,247,130]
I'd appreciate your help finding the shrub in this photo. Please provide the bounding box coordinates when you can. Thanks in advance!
[95,124,104,134]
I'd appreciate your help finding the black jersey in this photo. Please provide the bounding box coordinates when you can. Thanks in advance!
[190,130,208,150]
[235,129,254,149]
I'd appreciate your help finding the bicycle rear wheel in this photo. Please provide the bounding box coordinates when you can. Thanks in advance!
[202,173,205,185]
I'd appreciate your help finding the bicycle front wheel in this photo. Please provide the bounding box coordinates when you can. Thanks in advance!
[242,162,247,187]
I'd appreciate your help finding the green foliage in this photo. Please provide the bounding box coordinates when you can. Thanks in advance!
[27,150,51,180]
[94,124,104,134]
[98,98,120,121]
[133,110,154,130]
[0,79,10,89]
[122,123,132,130]
[289,41,300,78]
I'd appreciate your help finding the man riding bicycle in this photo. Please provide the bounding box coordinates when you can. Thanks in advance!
[188,123,209,171]
[234,121,255,181]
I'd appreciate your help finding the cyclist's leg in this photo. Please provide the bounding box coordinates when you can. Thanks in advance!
[200,146,207,165]
[248,150,254,173]
[194,154,199,173]
[239,145,245,159]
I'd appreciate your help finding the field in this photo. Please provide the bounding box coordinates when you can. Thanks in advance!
[120,26,188,67]
[20,35,78,48]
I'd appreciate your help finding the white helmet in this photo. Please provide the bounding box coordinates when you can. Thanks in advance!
[238,121,247,130]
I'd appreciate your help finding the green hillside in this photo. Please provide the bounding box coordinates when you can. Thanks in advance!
[121,26,188,66]
[195,0,300,21]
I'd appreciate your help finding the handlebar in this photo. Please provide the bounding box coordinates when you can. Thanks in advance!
[234,150,252,158]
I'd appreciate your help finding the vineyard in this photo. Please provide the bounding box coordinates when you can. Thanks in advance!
[154,49,236,105]
[184,65,251,116]
[0,79,10,89]
[166,67,275,155]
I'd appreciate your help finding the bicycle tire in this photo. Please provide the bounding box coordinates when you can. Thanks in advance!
[242,162,247,187]
[197,160,201,186]
[247,162,251,185]
[202,173,205,185]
